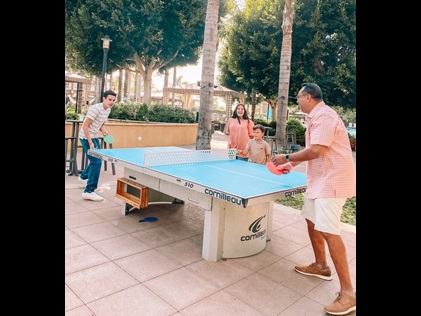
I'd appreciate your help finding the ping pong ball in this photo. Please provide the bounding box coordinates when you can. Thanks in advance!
[138,136,142,140]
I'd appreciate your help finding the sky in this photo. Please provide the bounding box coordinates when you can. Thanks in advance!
[153,58,204,89]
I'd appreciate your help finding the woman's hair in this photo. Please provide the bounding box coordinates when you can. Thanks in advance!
[232,103,250,124]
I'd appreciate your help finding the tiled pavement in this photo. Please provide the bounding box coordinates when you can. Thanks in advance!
[65,131,356,316]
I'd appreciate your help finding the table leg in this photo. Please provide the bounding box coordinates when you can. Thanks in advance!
[202,201,226,262]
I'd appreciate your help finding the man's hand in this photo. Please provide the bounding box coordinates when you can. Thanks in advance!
[278,162,294,173]
[271,154,287,166]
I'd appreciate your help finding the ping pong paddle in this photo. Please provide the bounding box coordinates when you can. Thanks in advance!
[266,161,289,175]
[138,216,158,222]
[103,134,114,144]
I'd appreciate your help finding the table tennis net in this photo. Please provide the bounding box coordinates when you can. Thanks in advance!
[144,149,238,167]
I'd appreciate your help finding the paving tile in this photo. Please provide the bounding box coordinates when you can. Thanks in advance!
[65,134,357,315]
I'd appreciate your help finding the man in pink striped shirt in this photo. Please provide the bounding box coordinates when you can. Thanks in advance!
[272,83,356,315]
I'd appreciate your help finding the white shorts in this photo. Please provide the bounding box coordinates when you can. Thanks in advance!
[301,196,346,235]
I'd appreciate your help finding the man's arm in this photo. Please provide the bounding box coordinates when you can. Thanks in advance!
[99,124,108,136]
[271,144,327,166]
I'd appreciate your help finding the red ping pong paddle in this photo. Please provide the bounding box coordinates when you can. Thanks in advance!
[266,161,289,175]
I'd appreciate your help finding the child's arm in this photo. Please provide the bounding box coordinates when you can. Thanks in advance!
[239,141,251,155]
[265,142,271,162]
[240,147,250,155]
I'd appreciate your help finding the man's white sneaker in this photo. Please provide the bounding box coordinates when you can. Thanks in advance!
[78,177,88,188]
[82,191,103,201]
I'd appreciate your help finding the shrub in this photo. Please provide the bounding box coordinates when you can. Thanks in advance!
[287,118,306,146]
[251,118,304,139]
[108,102,195,123]
[349,135,356,151]
[136,104,149,121]
[253,118,269,126]
[109,101,139,120]
[65,105,79,120]
[147,104,196,123]
[65,112,78,120]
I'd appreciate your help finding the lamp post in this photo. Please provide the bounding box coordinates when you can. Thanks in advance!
[100,35,112,99]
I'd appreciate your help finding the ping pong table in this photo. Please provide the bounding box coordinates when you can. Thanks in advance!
[90,146,306,262]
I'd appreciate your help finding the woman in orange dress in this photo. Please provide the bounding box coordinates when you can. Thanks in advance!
[226,103,255,161]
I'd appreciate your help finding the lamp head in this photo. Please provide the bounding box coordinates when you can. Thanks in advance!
[102,35,112,49]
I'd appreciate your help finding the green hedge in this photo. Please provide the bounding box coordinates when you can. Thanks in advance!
[108,102,196,123]
[254,118,306,145]
[66,102,196,123]
[109,101,196,123]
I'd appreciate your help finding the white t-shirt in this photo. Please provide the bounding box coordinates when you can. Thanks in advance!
[79,103,111,139]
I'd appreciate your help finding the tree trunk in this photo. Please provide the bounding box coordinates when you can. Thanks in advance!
[163,69,170,104]
[275,0,294,151]
[196,0,219,150]
[270,101,276,121]
[108,73,113,92]
[133,55,159,105]
[76,82,83,113]
[124,68,130,100]
[172,67,177,106]
[135,72,142,102]
[117,69,123,102]
[94,76,101,103]
[143,71,154,105]
[251,89,256,120]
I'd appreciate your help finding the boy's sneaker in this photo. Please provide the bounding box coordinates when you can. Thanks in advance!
[78,177,88,188]
[324,291,356,315]
[294,262,332,280]
[82,191,103,201]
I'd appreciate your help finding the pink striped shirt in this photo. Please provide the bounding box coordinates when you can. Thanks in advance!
[305,101,356,199]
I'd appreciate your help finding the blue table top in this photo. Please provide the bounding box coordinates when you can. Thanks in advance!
[92,146,307,200]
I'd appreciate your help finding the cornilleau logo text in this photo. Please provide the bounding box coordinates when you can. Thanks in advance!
[241,215,266,241]
[204,189,242,205]
[285,187,306,198]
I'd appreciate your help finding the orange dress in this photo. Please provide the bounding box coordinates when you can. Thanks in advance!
[226,118,254,159]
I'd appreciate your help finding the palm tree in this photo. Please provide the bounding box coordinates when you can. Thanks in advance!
[275,0,294,150]
[196,0,220,150]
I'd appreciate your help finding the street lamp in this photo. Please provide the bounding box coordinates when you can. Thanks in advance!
[100,35,112,98]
